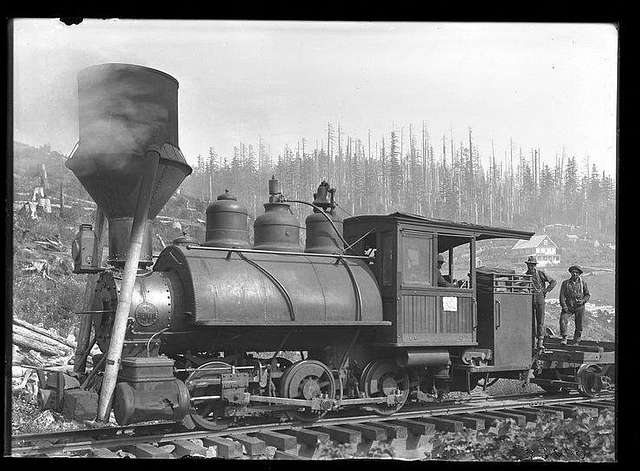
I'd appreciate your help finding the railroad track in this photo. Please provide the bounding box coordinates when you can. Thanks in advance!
[11,391,615,459]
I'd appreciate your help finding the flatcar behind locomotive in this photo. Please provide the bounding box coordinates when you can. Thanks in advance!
[38,63,613,430]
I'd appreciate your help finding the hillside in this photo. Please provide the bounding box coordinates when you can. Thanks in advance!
[12,142,205,338]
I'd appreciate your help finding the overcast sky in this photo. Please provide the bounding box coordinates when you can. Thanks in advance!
[13,20,618,175]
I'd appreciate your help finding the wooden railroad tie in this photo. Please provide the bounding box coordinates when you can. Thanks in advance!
[458,411,525,427]
[125,443,174,459]
[231,434,266,456]
[252,430,298,453]
[374,421,408,439]
[201,436,243,459]
[480,410,527,427]
[414,416,465,433]
[91,448,120,458]
[343,423,388,442]
[512,408,547,422]
[172,439,208,458]
[279,428,330,446]
[449,414,486,430]
[548,404,599,418]
[586,401,615,411]
[312,425,362,444]
[389,419,436,436]
[274,450,310,460]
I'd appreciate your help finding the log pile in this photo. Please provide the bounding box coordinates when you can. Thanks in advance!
[12,319,83,401]
[12,319,76,358]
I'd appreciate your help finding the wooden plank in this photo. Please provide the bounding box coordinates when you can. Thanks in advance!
[540,351,602,362]
[280,428,329,446]
[91,448,119,458]
[390,419,435,436]
[450,414,486,430]
[415,416,464,432]
[126,443,172,459]
[313,425,362,444]
[545,338,615,350]
[230,434,266,456]
[343,423,387,441]
[172,439,208,458]
[201,436,242,459]
[253,431,298,452]
[374,421,408,439]
[547,344,603,353]
[274,450,309,460]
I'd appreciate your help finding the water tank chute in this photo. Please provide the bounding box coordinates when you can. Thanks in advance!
[65,63,192,266]
[204,190,250,248]
[253,176,301,252]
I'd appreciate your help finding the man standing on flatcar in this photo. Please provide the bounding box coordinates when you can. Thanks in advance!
[524,256,557,349]
[559,265,590,345]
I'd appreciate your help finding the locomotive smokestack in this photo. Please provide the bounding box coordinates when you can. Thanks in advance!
[65,63,192,422]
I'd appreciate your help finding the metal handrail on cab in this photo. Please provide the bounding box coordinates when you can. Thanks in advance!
[184,244,369,260]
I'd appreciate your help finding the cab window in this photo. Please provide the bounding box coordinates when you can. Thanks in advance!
[437,234,474,289]
[402,233,432,288]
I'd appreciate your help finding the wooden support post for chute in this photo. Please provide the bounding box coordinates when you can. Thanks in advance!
[96,150,160,422]
[74,205,106,374]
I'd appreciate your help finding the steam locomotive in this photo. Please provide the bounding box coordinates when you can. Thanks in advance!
[44,63,613,430]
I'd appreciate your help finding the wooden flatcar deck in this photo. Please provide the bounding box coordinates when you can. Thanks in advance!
[539,337,615,364]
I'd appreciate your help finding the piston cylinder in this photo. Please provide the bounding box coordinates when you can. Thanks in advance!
[113,356,190,425]
[204,190,250,248]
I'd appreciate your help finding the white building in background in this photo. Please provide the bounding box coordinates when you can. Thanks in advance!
[511,234,561,267]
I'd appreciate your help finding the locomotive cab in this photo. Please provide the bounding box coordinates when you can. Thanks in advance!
[344,213,534,349]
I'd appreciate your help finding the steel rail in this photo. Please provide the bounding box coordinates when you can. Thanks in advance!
[11,391,613,456]
[11,390,546,443]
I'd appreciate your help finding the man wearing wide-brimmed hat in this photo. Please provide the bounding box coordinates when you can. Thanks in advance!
[559,265,591,345]
[524,256,557,349]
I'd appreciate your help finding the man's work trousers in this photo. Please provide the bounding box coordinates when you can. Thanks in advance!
[532,294,546,339]
[560,306,584,339]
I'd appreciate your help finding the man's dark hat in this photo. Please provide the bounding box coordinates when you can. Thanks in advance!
[525,256,538,264]
[568,265,583,274]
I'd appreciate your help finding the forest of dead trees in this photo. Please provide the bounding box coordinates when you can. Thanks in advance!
[185,122,616,239]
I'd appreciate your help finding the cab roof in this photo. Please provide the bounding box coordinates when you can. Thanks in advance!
[344,212,534,242]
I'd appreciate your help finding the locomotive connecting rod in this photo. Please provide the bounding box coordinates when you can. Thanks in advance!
[96,150,160,422]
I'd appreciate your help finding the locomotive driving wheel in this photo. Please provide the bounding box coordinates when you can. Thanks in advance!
[280,360,336,422]
[360,359,410,415]
[184,361,234,431]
